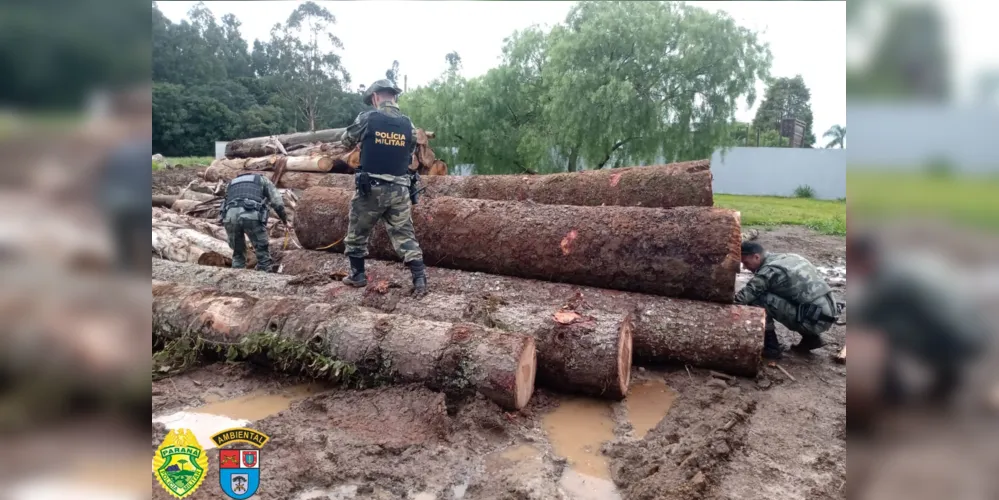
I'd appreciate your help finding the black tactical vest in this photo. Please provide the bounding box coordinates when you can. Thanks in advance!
[360,111,413,177]
[226,174,266,205]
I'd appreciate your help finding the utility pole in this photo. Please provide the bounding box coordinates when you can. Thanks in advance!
[404,75,408,93]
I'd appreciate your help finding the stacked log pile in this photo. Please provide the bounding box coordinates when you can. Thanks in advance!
[203,127,449,190]
[151,158,767,409]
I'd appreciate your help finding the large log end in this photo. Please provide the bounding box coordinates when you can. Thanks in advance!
[616,315,634,399]
[515,338,537,410]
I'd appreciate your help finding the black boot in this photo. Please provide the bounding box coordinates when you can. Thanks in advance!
[342,256,367,287]
[791,334,826,353]
[408,259,427,297]
[762,328,784,360]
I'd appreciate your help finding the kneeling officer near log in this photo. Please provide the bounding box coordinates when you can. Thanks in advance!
[340,79,428,296]
[220,173,288,272]
[736,241,838,359]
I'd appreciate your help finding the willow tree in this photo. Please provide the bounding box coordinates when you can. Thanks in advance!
[542,1,772,170]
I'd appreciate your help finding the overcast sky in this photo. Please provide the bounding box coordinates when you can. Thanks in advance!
[158,1,847,142]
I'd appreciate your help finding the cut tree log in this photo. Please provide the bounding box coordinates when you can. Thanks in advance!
[151,219,282,269]
[295,187,741,302]
[152,280,536,410]
[314,159,708,208]
[151,226,236,265]
[203,158,354,190]
[154,255,764,376]
[153,195,177,208]
[152,259,631,398]
[153,207,227,240]
[170,198,221,219]
[224,128,347,158]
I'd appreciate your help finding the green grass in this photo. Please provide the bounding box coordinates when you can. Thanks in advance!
[153,156,215,170]
[715,194,846,236]
[847,169,999,231]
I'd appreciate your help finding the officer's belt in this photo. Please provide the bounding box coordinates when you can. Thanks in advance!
[789,293,838,324]
[225,198,264,210]
[368,177,403,187]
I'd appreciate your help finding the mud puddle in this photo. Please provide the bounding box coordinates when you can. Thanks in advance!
[152,384,322,448]
[543,397,621,499]
[625,379,678,439]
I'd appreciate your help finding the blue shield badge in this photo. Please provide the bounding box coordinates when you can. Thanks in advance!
[219,449,260,499]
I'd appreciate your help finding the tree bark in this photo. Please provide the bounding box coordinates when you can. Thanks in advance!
[313,159,711,208]
[295,187,740,302]
[153,195,177,208]
[152,280,536,410]
[151,226,238,265]
[203,157,354,189]
[224,128,347,158]
[154,256,764,376]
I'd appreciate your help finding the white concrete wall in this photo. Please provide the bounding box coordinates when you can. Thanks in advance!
[847,102,999,172]
[710,147,846,200]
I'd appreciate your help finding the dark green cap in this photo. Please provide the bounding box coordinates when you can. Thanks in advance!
[363,79,403,106]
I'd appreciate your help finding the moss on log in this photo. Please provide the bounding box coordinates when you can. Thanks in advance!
[152,280,536,409]
[154,257,763,377]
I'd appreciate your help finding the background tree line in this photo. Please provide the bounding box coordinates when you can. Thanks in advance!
[153,1,365,156]
[154,1,825,171]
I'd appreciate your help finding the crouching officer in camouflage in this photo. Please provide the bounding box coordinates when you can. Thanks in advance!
[339,79,427,296]
[736,241,838,359]
[220,173,288,272]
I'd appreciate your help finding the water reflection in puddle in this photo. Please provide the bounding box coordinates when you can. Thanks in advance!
[542,397,616,480]
[625,379,678,439]
[153,384,321,449]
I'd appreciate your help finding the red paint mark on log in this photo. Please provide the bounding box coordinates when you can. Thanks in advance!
[560,230,578,256]
[449,325,472,342]
[609,173,623,187]
[553,310,582,325]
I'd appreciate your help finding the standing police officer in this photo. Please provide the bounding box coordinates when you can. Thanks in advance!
[340,79,427,296]
[220,172,288,272]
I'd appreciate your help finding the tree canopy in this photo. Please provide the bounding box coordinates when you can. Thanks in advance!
[153,0,783,171]
[402,1,773,173]
[752,75,817,148]
[152,1,364,156]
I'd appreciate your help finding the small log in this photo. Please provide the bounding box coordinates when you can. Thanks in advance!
[203,158,353,190]
[295,187,740,302]
[151,223,258,269]
[151,226,233,264]
[224,128,347,158]
[177,190,216,203]
[153,195,178,208]
[152,281,536,410]
[835,347,846,364]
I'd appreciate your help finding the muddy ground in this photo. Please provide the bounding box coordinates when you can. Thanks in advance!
[152,223,846,500]
[153,165,207,195]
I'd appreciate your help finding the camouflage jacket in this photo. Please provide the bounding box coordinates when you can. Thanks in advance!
[734,252,833,307]
[342,101,416,186]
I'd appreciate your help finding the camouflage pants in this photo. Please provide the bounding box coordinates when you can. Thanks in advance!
[224,217,271,270]
[344,184,423,263]
[753,293,835,338]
